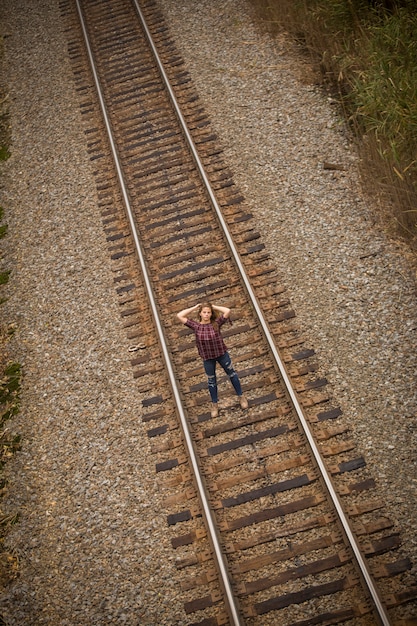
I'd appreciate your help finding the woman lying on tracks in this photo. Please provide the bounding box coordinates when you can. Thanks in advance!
[177,302,248,418]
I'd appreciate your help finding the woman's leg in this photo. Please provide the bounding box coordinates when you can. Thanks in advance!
[217,352,243,397]
[203,358,218,403]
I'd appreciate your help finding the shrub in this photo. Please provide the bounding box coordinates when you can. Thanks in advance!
[250,0,417,242]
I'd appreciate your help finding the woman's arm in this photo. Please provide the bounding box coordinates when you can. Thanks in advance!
[212,304,231,319]
[177,303,201,324]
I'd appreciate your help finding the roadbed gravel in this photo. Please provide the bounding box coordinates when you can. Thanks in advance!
[0,0,416,624]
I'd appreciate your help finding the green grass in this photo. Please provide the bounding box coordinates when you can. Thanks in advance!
[0,146,9,162]
[0,94,10,163]
[0,35,10,163]
[250,0,417,243]
[0,209,9,288]
[0,191,21,589]
[0,363,21,428]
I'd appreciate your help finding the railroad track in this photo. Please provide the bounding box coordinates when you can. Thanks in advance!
[59,0,417,623]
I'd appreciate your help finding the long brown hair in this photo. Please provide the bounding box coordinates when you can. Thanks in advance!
[198,302,220,331]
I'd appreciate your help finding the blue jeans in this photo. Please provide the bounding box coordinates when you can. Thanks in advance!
[203,352,242,404]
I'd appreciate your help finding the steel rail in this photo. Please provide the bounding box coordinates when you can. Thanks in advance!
[132,2,392,625]
[75,0,391,623]
[75,1,242,624]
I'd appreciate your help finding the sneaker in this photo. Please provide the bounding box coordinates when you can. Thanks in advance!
[239,395,248,410]
[211,403,219,418]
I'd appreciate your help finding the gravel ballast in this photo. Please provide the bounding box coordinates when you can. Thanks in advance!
[0,0,416,624]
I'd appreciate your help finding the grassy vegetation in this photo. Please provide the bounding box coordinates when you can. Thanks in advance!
[0,231,21,588]
[249,0,417,245]
[0,61,20,587]
[0,204,20,588]
[0,40,10,164]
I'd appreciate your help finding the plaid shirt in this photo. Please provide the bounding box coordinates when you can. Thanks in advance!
[185,315,228,360]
